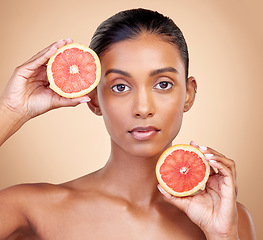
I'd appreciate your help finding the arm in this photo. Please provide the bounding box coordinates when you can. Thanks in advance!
[0,39,91,237]
[0,39,90,146]
[0,186,30,239]
[158,141,256,240]
[237,202,256,240]
[0,101,26,146]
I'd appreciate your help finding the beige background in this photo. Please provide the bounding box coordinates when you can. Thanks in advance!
[0,0,262,238]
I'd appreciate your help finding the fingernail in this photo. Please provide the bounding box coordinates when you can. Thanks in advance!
[50,45,57,50]
[190,140,198,146]
[199,146,207,151]
[209,160,217,163]
[80,99,90,103]
[211,166,219,173]
[157,185,166,195]
[204,153,214,159]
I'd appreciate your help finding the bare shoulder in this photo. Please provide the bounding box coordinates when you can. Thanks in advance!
[0,182,70,200]
[0,182,71,214]
[0,182,69,239]
[237,202,257,239]
[0,172,98,208]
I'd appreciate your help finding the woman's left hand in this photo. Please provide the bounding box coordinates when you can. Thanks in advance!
[158,141,239,240]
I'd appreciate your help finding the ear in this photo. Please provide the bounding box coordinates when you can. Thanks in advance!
[87,88,102,116]
[184,76,197,112]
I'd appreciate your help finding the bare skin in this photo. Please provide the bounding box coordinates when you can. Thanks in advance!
[0,38,256,240]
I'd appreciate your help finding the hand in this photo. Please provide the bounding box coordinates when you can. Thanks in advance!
[0,39,91,121]
[158,141,239,239]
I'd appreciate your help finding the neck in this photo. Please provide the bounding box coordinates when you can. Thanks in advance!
[98,140,163,207]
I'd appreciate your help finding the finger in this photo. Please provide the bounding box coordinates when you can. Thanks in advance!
[25,38,73,64]
[50,94,91,109]
[14,46,57,80]
[205,146,225,157]
[15,39,73,80]
[207,155,238,196]
[190,141,219,175]
[190,141,225,157]
[157,184,192,214]
[190,140,237,195]
[207,160,236,199]
[205,155,236,180]
[190,140,209,154]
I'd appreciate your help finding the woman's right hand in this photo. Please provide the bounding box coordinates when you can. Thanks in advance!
[0,39,91,122]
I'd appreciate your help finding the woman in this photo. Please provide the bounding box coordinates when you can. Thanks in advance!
[0,8,256,239]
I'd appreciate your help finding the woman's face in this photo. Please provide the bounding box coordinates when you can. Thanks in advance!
[91,35,195,158]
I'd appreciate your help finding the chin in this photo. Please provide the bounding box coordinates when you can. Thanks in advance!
[128,142,171,160]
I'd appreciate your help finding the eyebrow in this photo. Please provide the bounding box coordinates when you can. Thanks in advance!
[104,67,178,77]
[149,67,178,77]
[104,69,131,77]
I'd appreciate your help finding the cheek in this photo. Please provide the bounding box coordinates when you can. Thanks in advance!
[161,105,184,131]
[159,89,186,114]
[158,92,186,131]
[98,94,128,137]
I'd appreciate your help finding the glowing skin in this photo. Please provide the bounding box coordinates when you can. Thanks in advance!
[91,35,195,159]
[0,36,255,239]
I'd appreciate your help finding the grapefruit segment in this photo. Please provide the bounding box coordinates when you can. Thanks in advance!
[47,43,101,98]
[156,144,210,197]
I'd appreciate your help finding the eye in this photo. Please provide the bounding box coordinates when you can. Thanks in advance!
[111,84,131,93]
[155,81,174,90]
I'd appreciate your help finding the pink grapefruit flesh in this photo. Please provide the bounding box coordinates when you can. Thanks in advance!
[156,144,210,197]
[47,43,101,98]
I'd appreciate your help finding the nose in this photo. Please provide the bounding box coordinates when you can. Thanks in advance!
[132,87,155,118]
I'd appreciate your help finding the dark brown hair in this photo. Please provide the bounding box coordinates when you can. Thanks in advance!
[90,8,189,78]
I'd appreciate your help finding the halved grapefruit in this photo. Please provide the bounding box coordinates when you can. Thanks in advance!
[156,144,210,197]
[47,43,101,98]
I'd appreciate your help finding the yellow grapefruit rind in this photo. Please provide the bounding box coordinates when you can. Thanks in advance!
[156,144,210,197]
[47,43,101,98]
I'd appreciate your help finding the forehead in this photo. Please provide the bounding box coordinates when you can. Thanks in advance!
[100,36,185,76]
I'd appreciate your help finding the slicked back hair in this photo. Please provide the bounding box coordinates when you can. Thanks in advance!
[90,8,189,78]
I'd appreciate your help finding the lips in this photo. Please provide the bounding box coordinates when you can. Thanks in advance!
[128,126,160,141]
